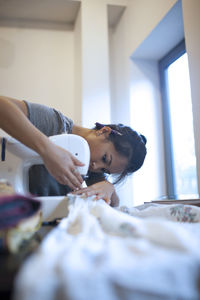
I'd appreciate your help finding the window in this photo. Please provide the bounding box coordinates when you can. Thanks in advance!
[159,40,198,199]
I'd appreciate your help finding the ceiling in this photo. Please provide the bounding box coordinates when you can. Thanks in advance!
[0,0,125,29]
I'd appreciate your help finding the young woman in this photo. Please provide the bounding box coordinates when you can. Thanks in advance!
[0,96,147,207]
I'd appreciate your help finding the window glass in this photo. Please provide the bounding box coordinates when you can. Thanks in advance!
[167,53,198,197]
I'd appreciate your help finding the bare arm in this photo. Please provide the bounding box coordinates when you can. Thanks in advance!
[0,96,50,154]
[0,96,84,190]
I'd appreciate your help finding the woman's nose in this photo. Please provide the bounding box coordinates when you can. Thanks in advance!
[92,161,97,169]
[91,161,101,171]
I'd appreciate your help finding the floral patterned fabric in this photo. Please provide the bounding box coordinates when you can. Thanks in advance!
[118,202,200,223]
[170,205,197,222]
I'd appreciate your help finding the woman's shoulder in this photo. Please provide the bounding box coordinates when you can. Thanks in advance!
[24,100,73,135]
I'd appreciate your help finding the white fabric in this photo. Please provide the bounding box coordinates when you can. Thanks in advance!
[14,197,200,300]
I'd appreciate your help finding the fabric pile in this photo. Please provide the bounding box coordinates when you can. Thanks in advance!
[0,193,42,253]
[0,179,42,253]
[14,196,200,300]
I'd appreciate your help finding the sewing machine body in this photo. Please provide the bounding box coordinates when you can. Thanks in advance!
[0,134,90,196]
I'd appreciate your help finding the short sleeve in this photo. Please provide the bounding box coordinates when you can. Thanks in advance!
[24,100,73,136]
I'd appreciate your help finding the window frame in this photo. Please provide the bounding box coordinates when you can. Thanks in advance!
[159,39,186,199]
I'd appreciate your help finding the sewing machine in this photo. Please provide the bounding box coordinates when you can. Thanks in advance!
[0,134,90,220]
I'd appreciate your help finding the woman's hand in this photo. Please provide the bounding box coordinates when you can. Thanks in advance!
[72,180,115,205]
[41,142,85,190]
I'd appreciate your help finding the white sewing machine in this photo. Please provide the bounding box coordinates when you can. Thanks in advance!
[0,134,90,220]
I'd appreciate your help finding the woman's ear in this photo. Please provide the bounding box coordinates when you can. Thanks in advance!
[96,126,111,137]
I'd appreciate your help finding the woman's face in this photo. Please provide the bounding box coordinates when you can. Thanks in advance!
[87,128,128,175]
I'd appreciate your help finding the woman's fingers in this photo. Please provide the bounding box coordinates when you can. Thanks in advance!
[67,170,83,189]
[49,165,83,190]
[69,181,114,206]
[71,167,84,185]
[59,169,83,190]
[72,156,85,166]
[72,182,112,205]
[62,154,85,188]
[73,187,94,195]
[43,144,85,190]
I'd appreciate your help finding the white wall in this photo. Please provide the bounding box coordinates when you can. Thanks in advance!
[74,9,82,125]
[81,0,111,128]
[130,59,166,205]
[0,27,75,119]
[182,0,200,193]
[109,13,130,125]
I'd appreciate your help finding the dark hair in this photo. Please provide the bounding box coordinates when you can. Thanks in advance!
[94,122,147,183]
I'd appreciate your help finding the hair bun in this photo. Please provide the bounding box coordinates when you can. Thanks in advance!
[140,134,147,145]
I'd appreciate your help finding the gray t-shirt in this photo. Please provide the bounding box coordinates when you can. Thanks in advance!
[25,101,74,136]
[25,101,105,196]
